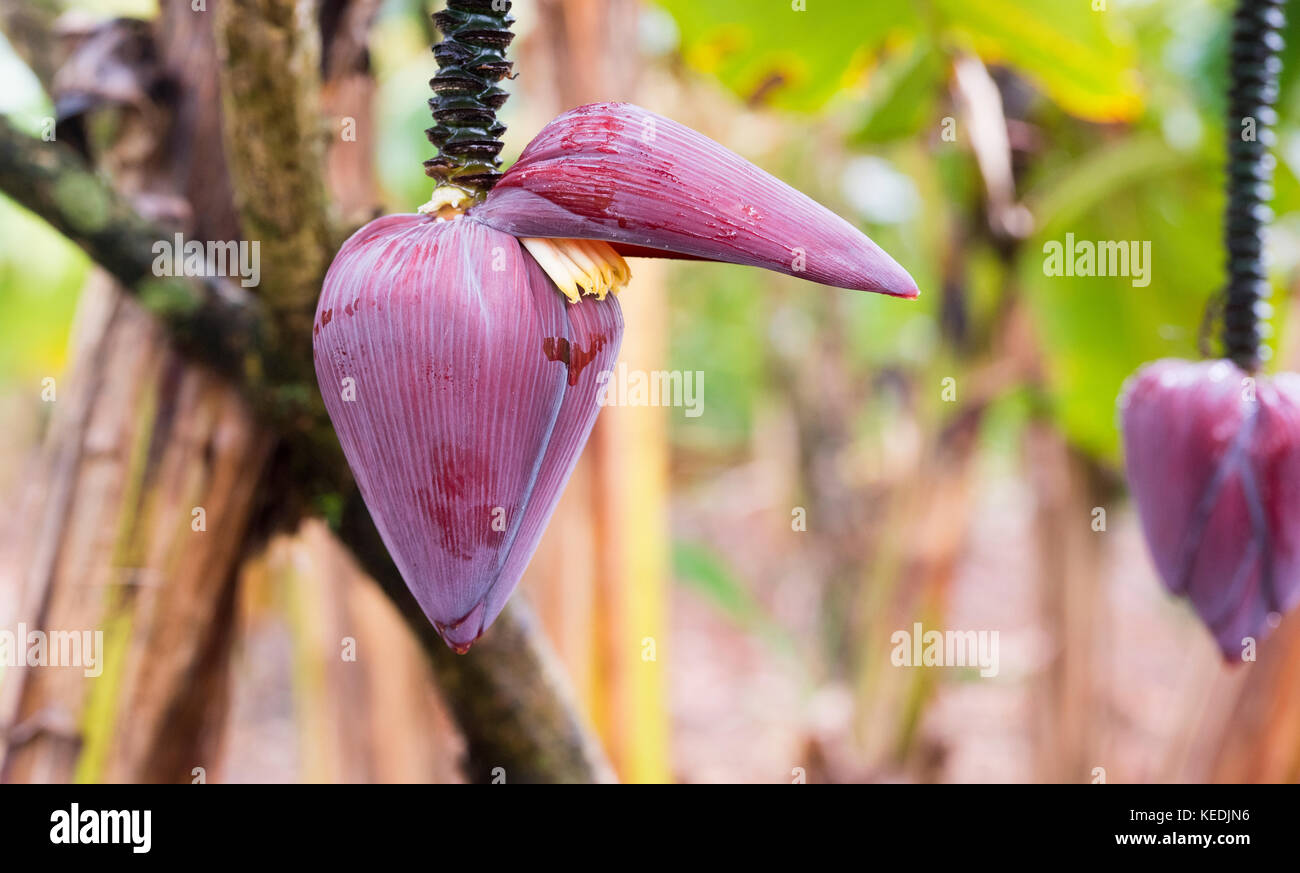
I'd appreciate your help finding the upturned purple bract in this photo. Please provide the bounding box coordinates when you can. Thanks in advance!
[472,102,919,298]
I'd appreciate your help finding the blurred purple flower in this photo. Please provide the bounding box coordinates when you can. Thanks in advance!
[1120,358,1300,658]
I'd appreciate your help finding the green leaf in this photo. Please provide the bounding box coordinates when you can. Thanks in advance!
[0,196,87,383]
[654,0,916,111]
[852,43,945,144]
[655,0,1140,120]
[933,0,1142,121]
[1019,136,1221,461]
[673,541,794,652]
[673,541,762,624]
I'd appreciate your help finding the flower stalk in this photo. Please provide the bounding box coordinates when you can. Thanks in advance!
[1222,0,1286,372]
[422,0,514,209]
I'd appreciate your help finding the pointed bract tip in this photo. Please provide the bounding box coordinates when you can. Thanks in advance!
[434,598,488,654]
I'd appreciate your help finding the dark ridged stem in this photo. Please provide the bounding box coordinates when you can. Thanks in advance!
[423,0,514,200]
[1222,0,1286,371]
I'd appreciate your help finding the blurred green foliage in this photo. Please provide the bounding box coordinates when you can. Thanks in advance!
[1,0,1298,520]
[657,0,1140,120]
[655,0,1300,463]
[673,541,795,652]
[0,198,87,383]
[0,38,84,389]
[654,0,913,112]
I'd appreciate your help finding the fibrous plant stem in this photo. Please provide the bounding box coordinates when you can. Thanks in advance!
[423,0,514,205]
[1222,0,1286,371]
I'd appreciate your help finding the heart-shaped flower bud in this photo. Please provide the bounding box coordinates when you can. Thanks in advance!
[471,102,919,299]
[313,213,621,651]
[1120,358,1300,658]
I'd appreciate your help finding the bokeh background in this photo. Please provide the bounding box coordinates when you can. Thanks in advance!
[2,0,1299,783]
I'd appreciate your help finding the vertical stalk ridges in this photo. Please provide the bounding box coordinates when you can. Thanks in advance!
[424,0,514,200]
[1222,0,1286,371]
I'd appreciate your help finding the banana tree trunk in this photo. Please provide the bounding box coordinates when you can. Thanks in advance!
[0,1,268,783]
[0,0,615,785]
